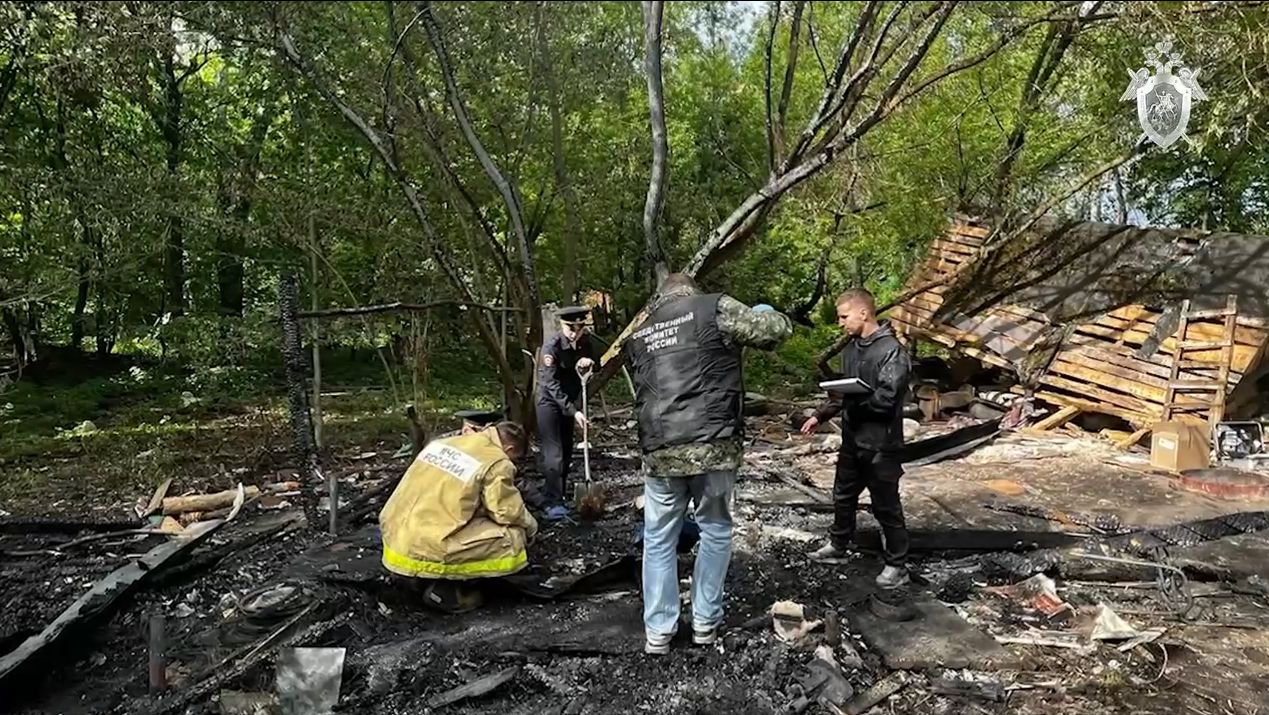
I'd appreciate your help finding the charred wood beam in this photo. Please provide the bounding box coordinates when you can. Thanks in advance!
[279,272,320,529]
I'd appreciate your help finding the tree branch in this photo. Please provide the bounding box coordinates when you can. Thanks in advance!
[804,3,829,85]
[641,0,670,286]
[775,0,805,161]
[783,1,882,170]
[382,3,519,289]
[993,1,1101,201]
[417,1,543,322]
[274,23,521,403]
[763,1,781,175]
[892,3,1073,109]
[297,301,521,320]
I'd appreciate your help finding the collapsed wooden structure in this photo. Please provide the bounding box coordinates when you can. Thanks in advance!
[892,215,1269,431]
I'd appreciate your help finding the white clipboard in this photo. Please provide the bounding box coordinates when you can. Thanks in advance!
[819,377,873,395]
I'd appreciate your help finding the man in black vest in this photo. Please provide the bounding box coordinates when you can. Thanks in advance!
[627,273,792,655]
[537,306,597,521]
[801,288,912,589]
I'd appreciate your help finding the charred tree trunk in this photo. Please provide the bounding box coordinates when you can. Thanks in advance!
[279,273,318,525]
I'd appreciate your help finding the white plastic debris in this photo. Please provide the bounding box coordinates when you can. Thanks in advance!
[771,600,822,645]
[1091,603,1140,641]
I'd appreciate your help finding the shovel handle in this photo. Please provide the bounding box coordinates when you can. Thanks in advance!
[577,364,592,486]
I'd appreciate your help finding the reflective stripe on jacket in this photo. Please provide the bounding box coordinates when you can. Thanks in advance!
[379,429,538,580]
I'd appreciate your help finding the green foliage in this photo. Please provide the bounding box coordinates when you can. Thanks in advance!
[4,0,1269,436]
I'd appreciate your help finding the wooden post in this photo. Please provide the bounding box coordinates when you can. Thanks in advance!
[148,614,166,693]
[310,222,323,450]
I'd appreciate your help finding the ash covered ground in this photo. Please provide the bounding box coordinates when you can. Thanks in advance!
[3,418,1269,715]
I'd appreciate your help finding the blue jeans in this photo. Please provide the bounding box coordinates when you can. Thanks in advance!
[642,470,736,638]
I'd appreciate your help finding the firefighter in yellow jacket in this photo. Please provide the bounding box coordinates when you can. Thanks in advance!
[380,421,538,589]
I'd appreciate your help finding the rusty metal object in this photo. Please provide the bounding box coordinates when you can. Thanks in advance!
[1178,467,1269,500]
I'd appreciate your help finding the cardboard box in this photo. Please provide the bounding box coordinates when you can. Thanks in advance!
[1150,421,1211,473]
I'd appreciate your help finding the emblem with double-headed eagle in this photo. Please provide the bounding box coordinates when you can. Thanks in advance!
[1121,37,1206,148]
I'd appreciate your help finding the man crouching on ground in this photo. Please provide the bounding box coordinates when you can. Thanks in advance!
[627,273,792,654]
[801,288,912,589]
[380,421,538,612]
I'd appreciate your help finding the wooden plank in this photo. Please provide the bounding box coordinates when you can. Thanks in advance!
[950,222,991,238]
[991,303,1053,325]
[940,233,985,250]
[931,239,978,258]
[1052,352,1169,391]
[1074,323,1259,367]
[1061,341,1175,381]
[1049,359,1167,405]
[1171,380,1224,390]
[1115,428,1151,451]
[1032,391,1153,426]
[900,305,1033,361]
[0,496,245,688]
[922,256,964,277]
[1032,406,1079,431]
[1100,309,1266,347]
[1177,340,1231,350]
[889,316,1012,369]
[1186,308,1239,320]
[959,345,1012,370]
[892,310,987,349]
[1038,374,1156,415]
[908,295,950,314]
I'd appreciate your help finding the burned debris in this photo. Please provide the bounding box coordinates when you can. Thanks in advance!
[2,389,1267,715]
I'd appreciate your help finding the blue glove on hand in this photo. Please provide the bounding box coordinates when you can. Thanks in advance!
[752,303,775,313]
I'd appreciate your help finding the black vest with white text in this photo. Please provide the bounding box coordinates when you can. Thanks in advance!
[627,293,744,453]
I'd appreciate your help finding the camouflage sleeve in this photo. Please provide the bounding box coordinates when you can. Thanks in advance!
[716,295,793,350]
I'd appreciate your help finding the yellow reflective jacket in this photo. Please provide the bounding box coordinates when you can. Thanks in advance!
[379,429,538,579]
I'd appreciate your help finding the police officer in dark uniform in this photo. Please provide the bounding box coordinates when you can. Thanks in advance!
[537,306,597,520]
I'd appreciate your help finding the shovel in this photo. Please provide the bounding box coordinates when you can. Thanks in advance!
[574,363,606,519]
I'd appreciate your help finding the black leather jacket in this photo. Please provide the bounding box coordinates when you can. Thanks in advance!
[814,321,911,451]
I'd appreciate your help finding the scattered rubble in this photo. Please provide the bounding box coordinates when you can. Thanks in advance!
[2,403,1269,715]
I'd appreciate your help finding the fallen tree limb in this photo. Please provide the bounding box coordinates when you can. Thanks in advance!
[296,300,520,320]
[163,487,261,515]
[161,483,297,516]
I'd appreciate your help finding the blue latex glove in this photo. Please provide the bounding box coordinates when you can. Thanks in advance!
[752,303,775,313]
[545,505,571,521]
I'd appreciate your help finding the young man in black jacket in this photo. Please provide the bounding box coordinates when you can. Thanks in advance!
[801,288,912,589]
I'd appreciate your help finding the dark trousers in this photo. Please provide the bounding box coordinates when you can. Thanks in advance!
[536,403,575,506]
[830,441,909,567]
